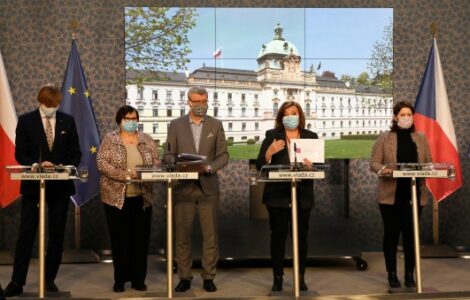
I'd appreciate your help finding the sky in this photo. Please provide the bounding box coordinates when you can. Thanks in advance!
[127,7,393,78]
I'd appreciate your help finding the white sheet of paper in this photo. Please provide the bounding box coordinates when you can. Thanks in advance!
[289,139,325,163]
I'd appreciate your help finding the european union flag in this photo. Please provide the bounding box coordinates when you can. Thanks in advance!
[60,40,101,206]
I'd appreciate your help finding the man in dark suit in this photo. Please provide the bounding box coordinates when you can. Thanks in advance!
[165,86,228,293]
[4,84,81,297]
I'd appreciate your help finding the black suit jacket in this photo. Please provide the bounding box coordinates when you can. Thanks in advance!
[256,127,318,209]
[15,109,82,196]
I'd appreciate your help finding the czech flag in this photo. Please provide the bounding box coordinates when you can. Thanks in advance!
[414,38,462,202]
[0,49,20,208]
[213,48,222,59]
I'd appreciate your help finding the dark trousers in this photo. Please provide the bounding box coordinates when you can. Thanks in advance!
[104,196,152,285]
[379,202,423,274]
[11,194,70,286]
[267,206,311,277]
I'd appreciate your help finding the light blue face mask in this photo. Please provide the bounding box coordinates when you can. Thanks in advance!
[122,120,138,132]
[282,115,299,129]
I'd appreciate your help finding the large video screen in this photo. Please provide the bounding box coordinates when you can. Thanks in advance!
[125,7,393,159]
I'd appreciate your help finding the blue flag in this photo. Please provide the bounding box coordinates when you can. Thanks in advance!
[60,40,101,206]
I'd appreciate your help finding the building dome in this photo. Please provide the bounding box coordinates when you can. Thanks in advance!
[257,22,299,59]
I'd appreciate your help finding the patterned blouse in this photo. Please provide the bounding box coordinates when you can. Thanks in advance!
[97,130,160,209]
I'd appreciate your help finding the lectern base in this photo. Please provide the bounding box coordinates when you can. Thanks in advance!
[20,290,71,298]
[269,290,319,297]
[421,244,458,258]
[389,286,440,294]
[0,251,13,265]
[145,291,195,297]
[62,249,100,263]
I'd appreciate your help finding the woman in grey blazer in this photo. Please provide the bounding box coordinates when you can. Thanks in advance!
[370,101,432,289]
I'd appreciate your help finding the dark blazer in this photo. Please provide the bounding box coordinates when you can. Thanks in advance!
[165,114,229,196]
[15,109,82,196]
[257,127,318,209]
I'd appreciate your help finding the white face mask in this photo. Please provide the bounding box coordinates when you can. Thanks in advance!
[397,116,413,129]
[40,104,59,117]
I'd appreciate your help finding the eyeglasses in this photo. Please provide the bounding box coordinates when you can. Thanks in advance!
[123,117,138,121]
[189,99,208,104]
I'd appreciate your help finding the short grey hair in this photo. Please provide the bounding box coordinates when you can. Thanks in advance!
[187,86,208,100]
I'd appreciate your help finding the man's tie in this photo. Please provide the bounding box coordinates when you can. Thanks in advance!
[45,116,53,150]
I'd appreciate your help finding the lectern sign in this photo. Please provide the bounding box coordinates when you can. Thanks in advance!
[10,173,70,180]
[393,170,448,178]
[269,171,325,179]
[140,172,198,180]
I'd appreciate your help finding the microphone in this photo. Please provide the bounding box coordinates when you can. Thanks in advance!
[293,142,300,171]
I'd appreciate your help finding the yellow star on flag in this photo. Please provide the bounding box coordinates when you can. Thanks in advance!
[84,90,90,98]
[68,87,76,95]
[90,145,97,154]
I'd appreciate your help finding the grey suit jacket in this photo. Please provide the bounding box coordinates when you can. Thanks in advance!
[370,130,432,205]
[164,115,229,196]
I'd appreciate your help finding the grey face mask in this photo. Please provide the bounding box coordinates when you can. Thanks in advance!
[191,103,208,117]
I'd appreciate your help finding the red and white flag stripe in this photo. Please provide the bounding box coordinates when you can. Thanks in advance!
[0,49,20,207]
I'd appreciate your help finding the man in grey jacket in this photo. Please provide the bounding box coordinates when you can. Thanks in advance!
[165,86,229,293]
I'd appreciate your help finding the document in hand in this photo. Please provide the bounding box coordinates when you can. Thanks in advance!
[176,153,207,172]
[289,139,325,163]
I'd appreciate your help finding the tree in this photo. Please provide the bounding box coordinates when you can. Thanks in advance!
[368,18,393,92]
[356,71,371,85]
[340,74,356,86]
[125,7,197,83]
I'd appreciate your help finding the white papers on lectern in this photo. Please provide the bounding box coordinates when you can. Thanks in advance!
[289,139,325,163]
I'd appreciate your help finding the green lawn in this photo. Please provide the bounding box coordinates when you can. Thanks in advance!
[228,139,375,160]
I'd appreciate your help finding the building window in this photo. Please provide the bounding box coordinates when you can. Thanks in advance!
[241,136,247,140]
[166,90,172,101]
[228,93,232,103]
[137,87,144,100]
[305,103,311,116]
[307,123,312,130]
[323,121,326,128]
[255,122,259,130]
[214,107,218,117]
[180,91,185,101]
[125,89,129,100]
[242,122,246,131]
[138,123,144,131]
[254,94,259,102]
[167,108,172,117]
[255,136,260,142]
[228,123,233,131]
[138,106,144,116]
[254,107,259,117]
[180,108,185,116]
[340,121,343,128]
[273,102,278,115]
[153,123,158,134]
[152,107,158,117]
[241,107,246,117]
[241,93,246,105]
[152,90,158,100]
[228,107,233,117]
[213,92,218,102]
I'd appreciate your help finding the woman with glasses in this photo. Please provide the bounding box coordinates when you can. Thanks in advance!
[97,105,160,293]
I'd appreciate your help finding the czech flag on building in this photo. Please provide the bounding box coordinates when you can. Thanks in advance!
[213,48,222,59]
[0,49,20,208]
[414,38,462,202]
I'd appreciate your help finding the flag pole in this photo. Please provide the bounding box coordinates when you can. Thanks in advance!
[71,19,82,251]
[430,22,440,246]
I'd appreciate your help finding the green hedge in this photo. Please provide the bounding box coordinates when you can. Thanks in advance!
[340,134,379,140]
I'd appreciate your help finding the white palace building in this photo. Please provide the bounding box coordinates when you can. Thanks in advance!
[126,23,393,144]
